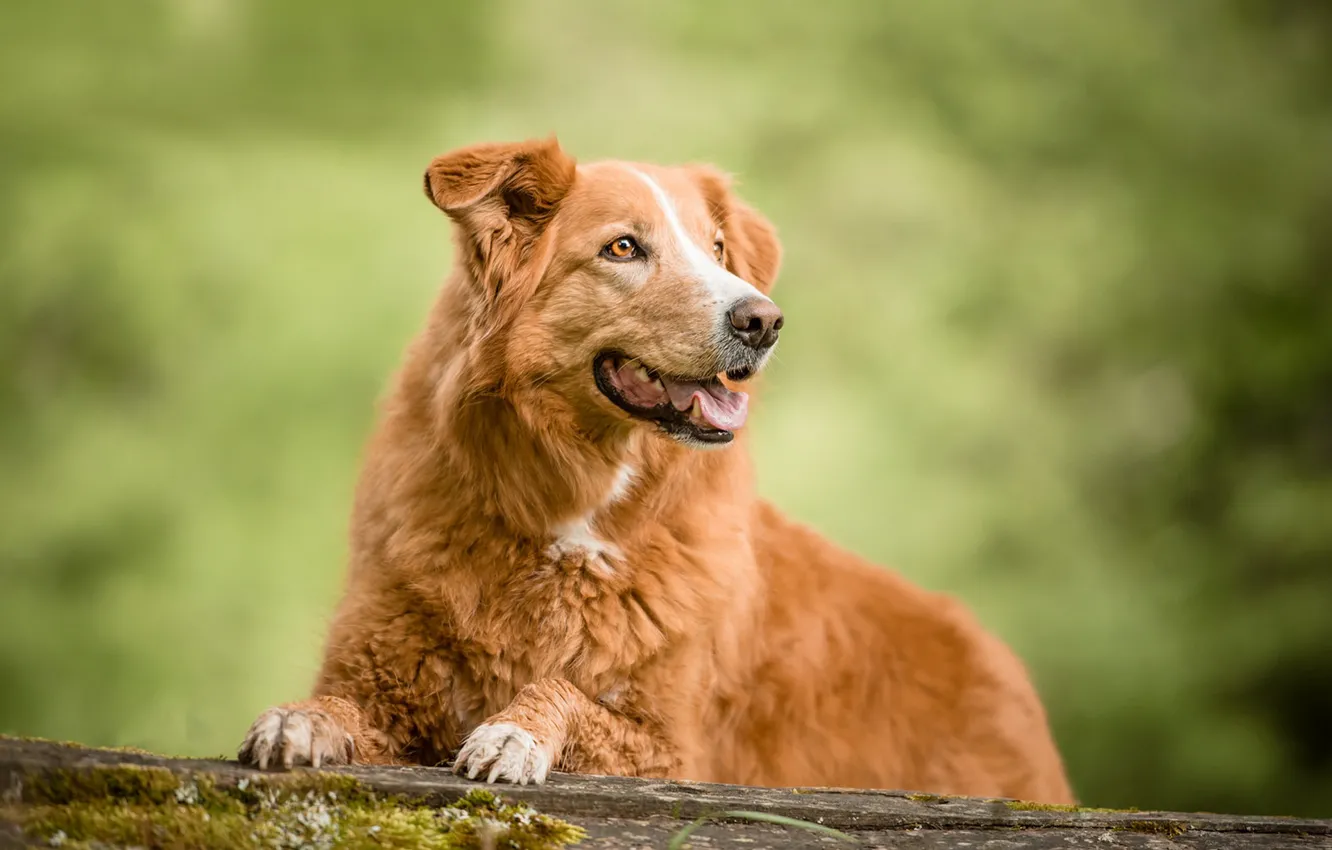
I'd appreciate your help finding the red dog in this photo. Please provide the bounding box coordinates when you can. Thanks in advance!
[238,137,1073,802]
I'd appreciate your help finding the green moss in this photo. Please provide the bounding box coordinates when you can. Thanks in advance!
[1002,800,1124,814]
[436,789,586,850]
[24,765,193,809]
[9,767,584,850]
[1118,819,1190,838]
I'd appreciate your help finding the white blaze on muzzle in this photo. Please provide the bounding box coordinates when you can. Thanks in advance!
[631,169,774,310]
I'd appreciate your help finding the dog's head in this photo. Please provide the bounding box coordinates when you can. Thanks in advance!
[425,137,782,449]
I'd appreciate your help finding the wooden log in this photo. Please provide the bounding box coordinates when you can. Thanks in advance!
[1,737,1328,848]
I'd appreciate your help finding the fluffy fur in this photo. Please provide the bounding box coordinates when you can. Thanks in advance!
[237,137,1074,802]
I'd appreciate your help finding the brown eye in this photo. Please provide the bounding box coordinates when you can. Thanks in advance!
[713,240,725,262]
[603,236,641,261]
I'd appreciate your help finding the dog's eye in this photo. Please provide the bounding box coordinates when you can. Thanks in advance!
[713,241,724,263]
[603,236,641,261]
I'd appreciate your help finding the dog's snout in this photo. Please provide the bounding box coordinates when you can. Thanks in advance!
[727,297,784,350]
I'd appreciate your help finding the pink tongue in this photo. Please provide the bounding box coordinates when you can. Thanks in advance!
[665,380,749,431]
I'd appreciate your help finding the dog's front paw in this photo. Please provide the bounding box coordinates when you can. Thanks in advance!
[453,722,553,785]
[237,707,354,770]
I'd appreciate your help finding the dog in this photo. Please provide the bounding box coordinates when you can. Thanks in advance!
[237,137,1074,803]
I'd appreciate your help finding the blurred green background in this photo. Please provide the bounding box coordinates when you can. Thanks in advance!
[3,0,1330,818]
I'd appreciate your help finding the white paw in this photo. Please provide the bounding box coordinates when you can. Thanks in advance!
[237,707,354,770]
[453,722,553,785]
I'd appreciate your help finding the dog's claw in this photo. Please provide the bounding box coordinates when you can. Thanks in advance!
[453,722,552,785]
[237,707,352,771]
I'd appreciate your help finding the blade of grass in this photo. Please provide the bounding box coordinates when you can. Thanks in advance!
[666,816,710,850]
[667,809,857,850]
[720,811,856,841]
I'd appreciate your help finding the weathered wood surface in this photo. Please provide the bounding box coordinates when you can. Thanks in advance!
[2,737,1330,848]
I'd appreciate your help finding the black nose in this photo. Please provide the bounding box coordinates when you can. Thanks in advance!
[727,297,784,350]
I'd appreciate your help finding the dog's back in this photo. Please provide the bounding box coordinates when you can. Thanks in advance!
[711,501,1072,799]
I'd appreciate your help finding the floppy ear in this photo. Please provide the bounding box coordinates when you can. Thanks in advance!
[688,165,782,294]
[424,137,577,322]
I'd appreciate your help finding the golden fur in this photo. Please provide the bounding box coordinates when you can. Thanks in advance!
[237,137,1074,802]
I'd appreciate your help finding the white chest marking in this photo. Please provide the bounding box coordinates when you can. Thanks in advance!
[546,514,620,577]
[608,463,636,504]
[545,463,637,577]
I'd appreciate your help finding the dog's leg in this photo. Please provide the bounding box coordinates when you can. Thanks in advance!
[237,695,395,768]
[453,678,676,784]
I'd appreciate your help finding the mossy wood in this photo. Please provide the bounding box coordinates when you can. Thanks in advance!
[1,738,1329,849]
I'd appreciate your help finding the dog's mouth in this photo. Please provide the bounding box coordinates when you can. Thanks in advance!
[593,352,752,445]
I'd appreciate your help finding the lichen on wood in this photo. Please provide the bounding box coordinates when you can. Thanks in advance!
[5,763,585,850]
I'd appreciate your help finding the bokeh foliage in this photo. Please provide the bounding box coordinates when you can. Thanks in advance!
[2,0,1329,818]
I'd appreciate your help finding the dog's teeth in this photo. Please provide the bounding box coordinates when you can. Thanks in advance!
[652,378,664,391]
[690,397,702,420]
[635,366,651,384]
